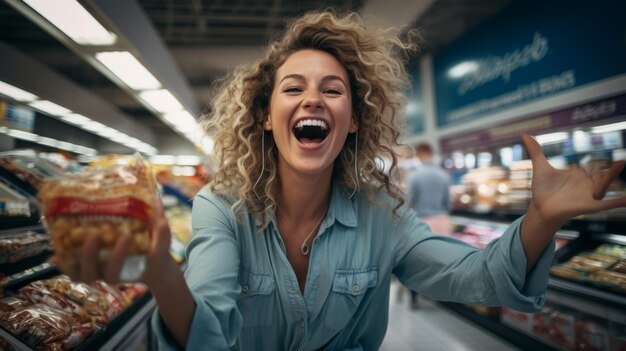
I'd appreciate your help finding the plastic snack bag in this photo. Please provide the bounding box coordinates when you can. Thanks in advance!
[38,154,158,281]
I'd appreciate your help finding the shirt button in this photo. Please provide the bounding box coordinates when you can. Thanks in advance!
[241,285,249,293]
[299,319,305,328]
[352,284,360,292]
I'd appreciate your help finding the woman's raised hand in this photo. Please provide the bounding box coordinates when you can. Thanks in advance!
[522,134,626,227]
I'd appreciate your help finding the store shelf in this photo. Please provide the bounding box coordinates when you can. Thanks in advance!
[438,301,558,351]
[0,291,156,351]
[548,276,626,309]
[78,293,155,351]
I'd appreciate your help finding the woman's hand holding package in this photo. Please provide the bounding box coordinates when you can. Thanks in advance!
[48,201,176,286]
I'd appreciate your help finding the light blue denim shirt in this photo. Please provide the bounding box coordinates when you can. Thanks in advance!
[153,181,555,350]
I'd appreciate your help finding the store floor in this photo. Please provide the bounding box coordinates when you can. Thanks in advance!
[381,281,522,351]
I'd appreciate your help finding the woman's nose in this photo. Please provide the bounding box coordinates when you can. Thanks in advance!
[302,91,323,110]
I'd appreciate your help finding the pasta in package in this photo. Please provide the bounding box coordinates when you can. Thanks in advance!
[38,154,158,281]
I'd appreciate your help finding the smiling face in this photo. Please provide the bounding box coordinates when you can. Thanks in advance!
[265,49,357,181]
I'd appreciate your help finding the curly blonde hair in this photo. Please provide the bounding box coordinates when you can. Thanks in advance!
[204,11,419,226]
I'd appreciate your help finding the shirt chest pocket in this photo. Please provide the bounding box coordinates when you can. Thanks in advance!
[324,268,378,330]
[237,271,276,328]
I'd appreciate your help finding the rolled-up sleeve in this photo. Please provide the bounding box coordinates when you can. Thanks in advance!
[393,209,554,312]
[152,189,243,350]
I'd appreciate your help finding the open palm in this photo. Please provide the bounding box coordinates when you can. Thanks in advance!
[522,134,626,226]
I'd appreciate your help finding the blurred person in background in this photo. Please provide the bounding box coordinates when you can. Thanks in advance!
[407,143,452,236]
[403,143,452,309]
[50,10,626,351]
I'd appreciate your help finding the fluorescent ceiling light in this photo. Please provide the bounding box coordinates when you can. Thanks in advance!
[150,155,176,165]
[139,89,183,113]
[534,132,569,145]
[81,120,106,132]
[23,0,116,45]
[56,141,75,151]
[95,126,124,138]
[172,166,196,176]
[60,113,90,126]
[448,61,478,79]
[8,129,38,142]
[591,121,626,134]
[201,136,214,154]
[164,110,199,133]
[29,100,71,116]
[38,136,58,147]
[56,113,155,154]
[0,127,96,155]
[176,155,201,165]
[95,51,161,90]
[109,133,131,144]
[0,81,38,102]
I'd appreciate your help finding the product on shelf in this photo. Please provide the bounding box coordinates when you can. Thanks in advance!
[575,316,610,351]
[0,157,45,194]
[551,243,626,294]
[0,299,93,351]
[0,275,148,350]
[0,182,31,217]
[0,231,51,264]
[38,154,158,270]
[165,205,193,262]
[32,275,124,326]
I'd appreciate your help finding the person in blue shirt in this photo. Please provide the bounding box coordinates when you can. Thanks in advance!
[55,11,626,351]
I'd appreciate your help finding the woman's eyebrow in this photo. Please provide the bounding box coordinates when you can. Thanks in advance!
[279,74,304,83]
[279,74,347,86]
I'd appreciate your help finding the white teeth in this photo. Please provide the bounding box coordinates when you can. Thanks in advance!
[295,119,328,129]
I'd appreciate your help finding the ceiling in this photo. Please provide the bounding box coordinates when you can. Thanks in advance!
[0,0,512,156]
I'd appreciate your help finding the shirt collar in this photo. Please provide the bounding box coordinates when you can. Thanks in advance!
[327,178,358,228]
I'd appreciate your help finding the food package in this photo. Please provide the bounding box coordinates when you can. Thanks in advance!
[38,154,158,280]
[0,302,92,351]
[35,275,124,326]
[0,231,51,264]
[19,283,84,321]
[115,282,148,305]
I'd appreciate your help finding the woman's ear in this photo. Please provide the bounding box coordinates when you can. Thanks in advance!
[263,115,272,131]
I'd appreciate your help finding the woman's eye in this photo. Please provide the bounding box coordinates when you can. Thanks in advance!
[283,87,302,93]
[323,89,342,95]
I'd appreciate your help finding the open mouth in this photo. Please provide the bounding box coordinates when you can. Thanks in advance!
[293,119,330,144]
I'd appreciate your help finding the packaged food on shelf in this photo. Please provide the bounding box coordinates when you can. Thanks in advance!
[0,182,31,218]
[575,316,610,351]
[32,275,124,326]
[0,300,93,351]
[0,274,148,350]
[38,154,158,280]
[0,231,51,264]
[0,157,45,195]
[500,307,533,333]
[551,243,626,294]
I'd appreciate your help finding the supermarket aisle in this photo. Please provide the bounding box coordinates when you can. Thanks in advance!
[381,281,522,351]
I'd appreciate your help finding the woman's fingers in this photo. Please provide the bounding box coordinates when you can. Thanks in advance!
[521,134,550,170]
[152,217,172,255]
[593,160,625,200]
[105,235,132,283]
[80,233,100,282]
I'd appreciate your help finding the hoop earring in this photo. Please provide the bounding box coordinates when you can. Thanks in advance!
[253,131,265,199]
[350,131,359,198]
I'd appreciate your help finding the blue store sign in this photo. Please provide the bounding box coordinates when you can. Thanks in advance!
[433,0,626,127]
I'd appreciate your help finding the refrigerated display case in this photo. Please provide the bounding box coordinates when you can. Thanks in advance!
[437,99,626,350]
[0,152,157,351]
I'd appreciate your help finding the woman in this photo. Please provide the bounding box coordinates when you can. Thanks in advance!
[57,11,626,350]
